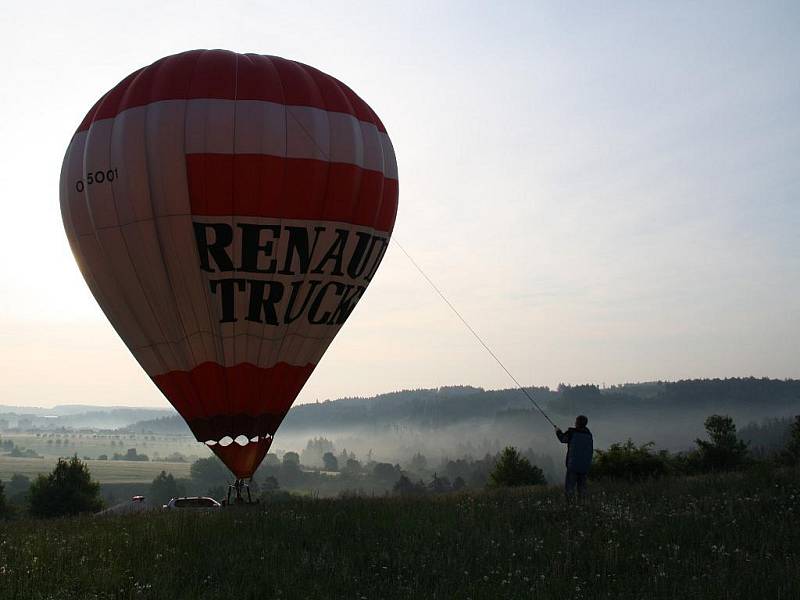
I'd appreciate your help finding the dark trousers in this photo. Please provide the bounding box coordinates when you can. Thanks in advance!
[565,470,588,499]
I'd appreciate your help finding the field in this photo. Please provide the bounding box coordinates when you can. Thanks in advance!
[0,433,207,462]
[0,432,205,485]
[0,456,192,484]
[0,466,797,599]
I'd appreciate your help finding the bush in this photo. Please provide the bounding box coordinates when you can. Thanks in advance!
[322,452,338,471]
[0,480,8,518]
[112,448,149,461]
[693,415,749,471]
[149,471,185,506]
[190,456,230,490]
[9,446,41,458]
[28,456,103,517]
[780,416,800,465]
[6,473,31,505]
[592,440,670,481]
[163,452,187,463]
[262,476,280,492]
[393,475,426,496]
[372,462,402,484]
[342,458,362,476]
[428,474,452,493]
[488,447,546,488]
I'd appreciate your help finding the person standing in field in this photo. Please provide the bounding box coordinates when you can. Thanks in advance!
[555,415,593,501]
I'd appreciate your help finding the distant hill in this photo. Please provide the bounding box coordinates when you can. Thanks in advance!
[122,378,800,438]
[0,406,171,430]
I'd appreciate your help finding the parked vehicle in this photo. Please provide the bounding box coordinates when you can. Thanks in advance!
[162,496,222,510]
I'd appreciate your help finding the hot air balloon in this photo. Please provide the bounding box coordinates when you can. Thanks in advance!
[59,50,398,493]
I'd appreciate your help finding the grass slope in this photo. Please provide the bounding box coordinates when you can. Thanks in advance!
[0,467,798,599]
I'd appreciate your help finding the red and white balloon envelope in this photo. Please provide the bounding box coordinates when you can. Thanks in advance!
[60,50,398,479]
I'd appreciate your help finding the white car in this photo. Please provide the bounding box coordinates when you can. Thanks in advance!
[162,496,222,510]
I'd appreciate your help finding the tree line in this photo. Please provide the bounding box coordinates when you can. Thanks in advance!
[1,413,798,519]
[125,377,800,435]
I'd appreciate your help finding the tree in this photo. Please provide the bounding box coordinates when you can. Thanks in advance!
[409,452,428,473]
[282,452,300,466]
[343,458,361,475]
[592,440,670,481]
[322,452,338,471]
[373,462,402,484]
[149,471,185,506]
[301,437,335,468]
[488,446,546,488]
[6,473,31,504]
[780,415,800,465]
[262,476,280,492]
[694,415,749,471]
[190,456,230,490]
[428,473,452,493]
[279,453,302,486]
[393,475,425,496]
[0,480,8,518]
[113,448,149,461]
[28,456,103,517]
[163,452,187,463]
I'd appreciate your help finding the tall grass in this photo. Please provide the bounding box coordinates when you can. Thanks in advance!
[0,466,797,599]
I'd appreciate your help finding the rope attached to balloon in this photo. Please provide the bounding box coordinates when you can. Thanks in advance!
[391,239,557,429]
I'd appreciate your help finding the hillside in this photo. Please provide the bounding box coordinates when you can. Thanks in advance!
[125,377,800,436]
[0,467,797,599]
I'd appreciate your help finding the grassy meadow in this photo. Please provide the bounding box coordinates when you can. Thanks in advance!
[0,432,205,485]
[0,432,207,461]
[0,456,193,485]
[0,466,797,599]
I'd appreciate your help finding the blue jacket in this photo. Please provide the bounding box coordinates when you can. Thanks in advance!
[556,427,593,474]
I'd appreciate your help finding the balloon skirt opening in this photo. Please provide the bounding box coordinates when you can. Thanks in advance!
[208,436,273,479]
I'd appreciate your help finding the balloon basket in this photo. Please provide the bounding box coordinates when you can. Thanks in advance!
[224,479,258,506]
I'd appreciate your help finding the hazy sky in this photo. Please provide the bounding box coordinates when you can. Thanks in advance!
[1,1,798,408]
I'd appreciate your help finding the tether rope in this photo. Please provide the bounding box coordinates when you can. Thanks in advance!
[391,238,557,428]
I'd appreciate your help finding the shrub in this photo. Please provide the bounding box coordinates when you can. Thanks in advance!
[592,440,670,481]
[693,415,749,471]
[393,475,426,496]
[488,447,546,488]
[28,456,103,517]
[262,476,280,492]
[190,456,230,489]
[779,416,800,465]
[149,471,185,506]
[372,462,402,484]
[322,452,338,471]
[428,474,452,493]
[0,480,8,518]
[112,448,149,461]
[343,458,362,475]
[6,473,31,505]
